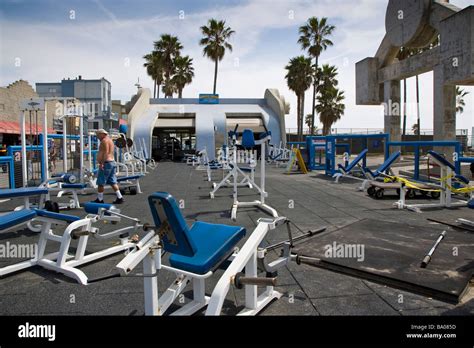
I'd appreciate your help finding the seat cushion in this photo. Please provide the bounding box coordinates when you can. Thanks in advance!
[34,209,81,223]
[169,221,246,274]
[0,209,36,230]
[0,187,48,199]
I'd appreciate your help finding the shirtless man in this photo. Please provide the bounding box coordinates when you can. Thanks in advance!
[94,129,124,204]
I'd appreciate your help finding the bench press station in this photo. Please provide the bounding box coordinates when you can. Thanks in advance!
[89,192,320,315]
[332,149,368,183]
[0,202,140,284]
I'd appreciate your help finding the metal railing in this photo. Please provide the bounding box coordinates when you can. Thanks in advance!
[285,128,469,136]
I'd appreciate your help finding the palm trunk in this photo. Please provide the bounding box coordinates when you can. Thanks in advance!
[300,92,305,142]
[179,88,183,99]
[311,56,319,135]
[296,95,300,142]
[153,79,156,98]
[157,83,160,99]
[402,78,408,137]
[416,74,421,140]
[213,59,218,94]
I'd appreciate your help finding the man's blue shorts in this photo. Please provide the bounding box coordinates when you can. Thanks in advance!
[97,161,118,186]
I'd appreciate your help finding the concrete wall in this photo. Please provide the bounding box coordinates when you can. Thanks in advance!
[440,6,474,85]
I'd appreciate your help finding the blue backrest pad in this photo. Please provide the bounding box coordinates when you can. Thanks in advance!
[148,192,197,257]
[345,149,368,172]
[241,129,256,148]
[377,151,401,173]
[427,150,455,170]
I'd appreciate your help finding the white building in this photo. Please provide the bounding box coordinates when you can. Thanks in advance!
[128,88,287,160]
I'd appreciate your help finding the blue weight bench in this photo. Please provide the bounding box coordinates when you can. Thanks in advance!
[149,192,246,274]
[359,151,401,191]
[427,151,470,184]
[116,175,143,194]
[115,191,283,316]
[0,209,37,231]
[363,151,401,179]
[0,201,137,284]
[333,149,368,183]
[0,187,49,212]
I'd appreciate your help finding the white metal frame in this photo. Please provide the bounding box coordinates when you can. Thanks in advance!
[116,217,286,316]
[230,133,278,221]
[0,208,138,284]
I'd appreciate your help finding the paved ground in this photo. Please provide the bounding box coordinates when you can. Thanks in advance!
[0,161,473,316]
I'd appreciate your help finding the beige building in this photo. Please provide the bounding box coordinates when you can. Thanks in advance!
[0,80,58,148]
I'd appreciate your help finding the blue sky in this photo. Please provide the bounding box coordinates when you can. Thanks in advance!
[1,0,472,134]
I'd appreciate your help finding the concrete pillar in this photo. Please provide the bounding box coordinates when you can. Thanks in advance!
[433,65,456,156]
[383,80,401,151]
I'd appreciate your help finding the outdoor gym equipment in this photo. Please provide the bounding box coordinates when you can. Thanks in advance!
[306,133,390,176]
[0,202,140,284]
[394,150,472,212]
[385,140,462,181]
[210,126,255,193]
[332,149,368,183]
[210,126,278,220]
[230,129,278,220]
[88,192,323,315]
[360,151,401,191]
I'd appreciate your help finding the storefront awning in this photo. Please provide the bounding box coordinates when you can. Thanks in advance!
[0,121,55,135]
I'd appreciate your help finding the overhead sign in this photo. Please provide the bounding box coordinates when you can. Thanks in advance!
[20,98,45,111]
[199,94,219,104]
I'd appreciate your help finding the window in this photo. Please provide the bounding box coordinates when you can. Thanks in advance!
[48,88,56,93]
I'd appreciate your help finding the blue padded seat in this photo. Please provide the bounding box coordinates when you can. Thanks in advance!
[83,202,113,214]
[0,209,36,230]
[61,183,87,189]
[338,149,368,173]
[468,199,474,209]
[148,192,246,274]
[0,187,48,199]
[240,167,253,173]
[34,209,80,223]
[169,221,246,274]
[117,175,142,182]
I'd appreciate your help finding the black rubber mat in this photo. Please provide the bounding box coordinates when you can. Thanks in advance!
[293,219,474,303]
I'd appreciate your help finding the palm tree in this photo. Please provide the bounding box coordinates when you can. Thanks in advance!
[200,19,235,95]
[154,34,183,95]
[172,55,194,98]
[317,64,338,93]
[285,56,313,141]
[143,51,164,98]
[298,17,335,135]
[161,79,177,98]
[456,87,469,114]
[316,86,345,135]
